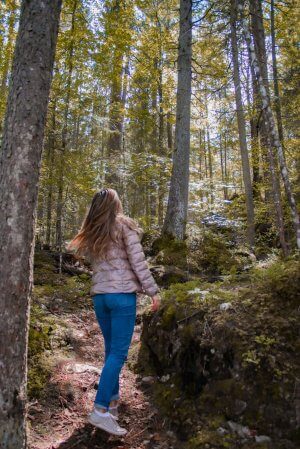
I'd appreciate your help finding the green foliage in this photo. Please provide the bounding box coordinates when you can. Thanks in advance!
[250,256,300,302]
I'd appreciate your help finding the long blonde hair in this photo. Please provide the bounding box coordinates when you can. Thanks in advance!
[67,188,142,261]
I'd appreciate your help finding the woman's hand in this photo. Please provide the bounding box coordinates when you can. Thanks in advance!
[151,293,161,312]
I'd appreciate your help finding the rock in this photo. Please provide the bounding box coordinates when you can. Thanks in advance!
[187,288,210,298]
[255,435,272,444]
[160,374,170,383]
[141,376,156,384]
[151,264,198,287]
[201,213,240,230]
[227,420,251,438]
[220,302,232,311]
[65,363,100,374]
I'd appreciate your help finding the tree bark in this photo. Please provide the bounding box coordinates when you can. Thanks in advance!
[270,0,285,148]
[105,0,127,189]
[206,125,214,207]
[46,100,57,247]
[0,1,18,135]
[249,0,288,253]
[230,0,255,247]
[55,0,78,250]
[239,0,300,250]
[0,1,62,447]
[246,46,261,198]
[250,0,272,201]
[157,52,168,227]
[162,0,192,240]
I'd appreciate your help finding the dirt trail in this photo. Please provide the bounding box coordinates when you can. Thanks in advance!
[28,298,178,449]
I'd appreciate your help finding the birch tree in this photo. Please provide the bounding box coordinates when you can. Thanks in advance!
[238,0,300,249]
[0,1,62,447]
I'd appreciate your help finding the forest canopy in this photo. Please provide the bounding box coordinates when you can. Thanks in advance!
[1,0,298,252]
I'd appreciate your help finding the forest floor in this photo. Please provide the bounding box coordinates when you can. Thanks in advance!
[27,249,300,449]
[28,255,178,449]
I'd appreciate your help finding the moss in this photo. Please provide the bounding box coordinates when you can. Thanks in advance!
[139,257,300,447]
[186,429,235,448]
[152,234,188,268]
[250,256,300,304]
[191,230,241,275]
[28,302,56,399]
[28,353,52,399]
[77,273,91,282]
[161,304,177,330]
[34,250,59,286]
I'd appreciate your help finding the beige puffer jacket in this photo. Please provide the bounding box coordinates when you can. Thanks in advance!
[90,217,160,297]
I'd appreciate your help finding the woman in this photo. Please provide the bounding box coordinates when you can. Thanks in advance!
[68,188,161,436]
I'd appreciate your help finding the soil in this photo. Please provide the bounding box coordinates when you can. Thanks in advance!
[28,296,178,449]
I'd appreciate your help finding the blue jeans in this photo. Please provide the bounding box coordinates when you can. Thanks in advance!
[92,292,137,410]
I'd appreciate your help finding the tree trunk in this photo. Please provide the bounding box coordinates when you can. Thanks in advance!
[46,100,57,247]
[249,0,288,252]
[206,126,214,207]
[0,2,18,134]
[55,0,77,250]
[246,47,261,198]
[250,0,272,201]
[105,0,126,189]
[162,0,192,240]
[157,54,167,227]
[239,0,300,250]
[166,111,173,155]
[230,0,255,247]
[270,0,285,148]
[0,1,62,447]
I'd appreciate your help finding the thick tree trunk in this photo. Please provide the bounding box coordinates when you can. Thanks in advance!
[230,0,255,247]
[239,0,300,249]
[0,1,62,447]
[162,0,192,240]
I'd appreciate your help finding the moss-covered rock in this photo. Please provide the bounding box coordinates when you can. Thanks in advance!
[138,257,300,448]
[34,250,59,286]
[151,234,188,268]
[150,229,252,282]
[189,230,243,275]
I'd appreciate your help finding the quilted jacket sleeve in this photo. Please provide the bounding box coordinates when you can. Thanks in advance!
[122,223,160,297]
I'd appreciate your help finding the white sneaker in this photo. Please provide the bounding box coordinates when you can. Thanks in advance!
[88,408,127,436]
